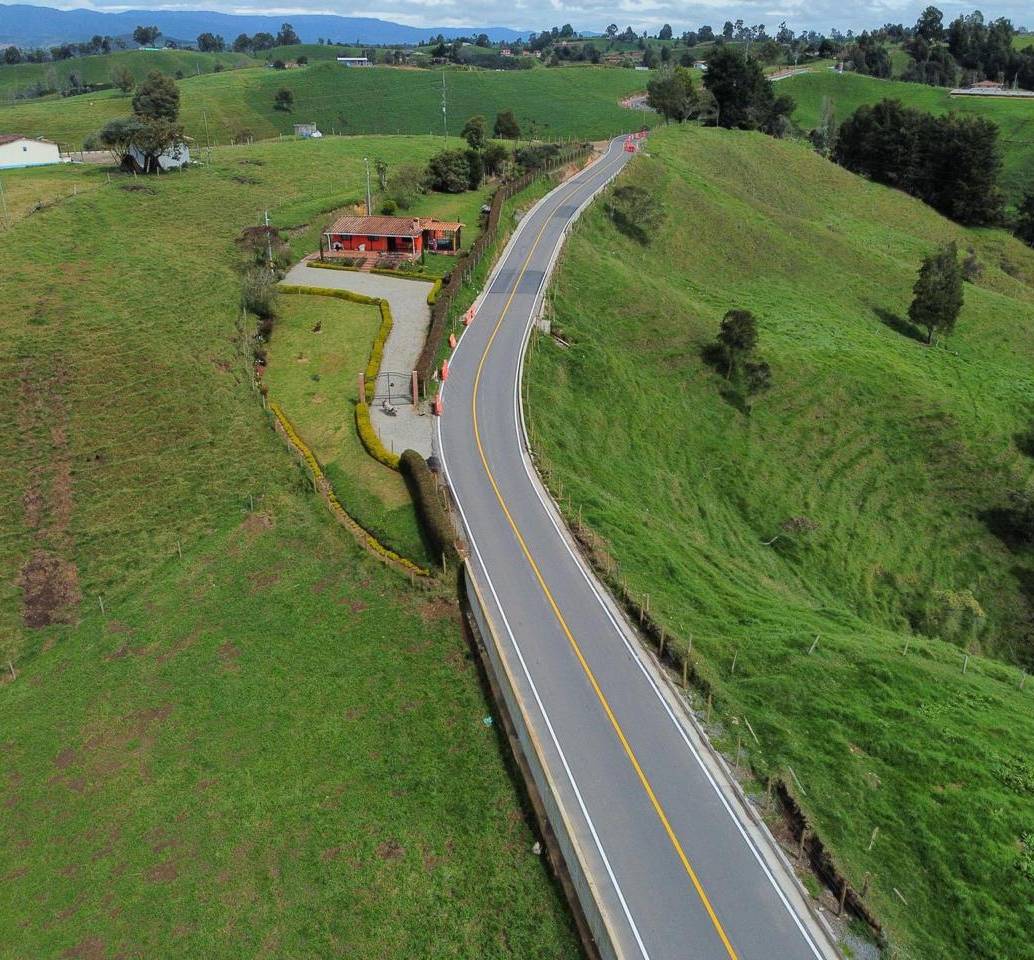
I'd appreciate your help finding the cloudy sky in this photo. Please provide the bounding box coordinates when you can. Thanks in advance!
[23,0,1034,34]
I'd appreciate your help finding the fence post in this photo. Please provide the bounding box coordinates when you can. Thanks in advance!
[358,372,367,405]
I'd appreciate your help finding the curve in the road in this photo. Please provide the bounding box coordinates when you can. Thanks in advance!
[436,137,842,960]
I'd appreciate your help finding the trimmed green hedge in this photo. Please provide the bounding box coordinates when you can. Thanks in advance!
[355,401,401,470]
[426,278,443,306]
[308,260,437,283]
[400,449,459,568]
[365,300,392,401]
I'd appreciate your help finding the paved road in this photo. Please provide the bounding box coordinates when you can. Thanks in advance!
[436,138,842,960]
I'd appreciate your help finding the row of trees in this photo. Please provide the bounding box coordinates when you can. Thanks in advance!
[647,48,795,137]
[833,99,1003,226]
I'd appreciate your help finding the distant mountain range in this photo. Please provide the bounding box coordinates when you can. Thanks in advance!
[0,4,525,48]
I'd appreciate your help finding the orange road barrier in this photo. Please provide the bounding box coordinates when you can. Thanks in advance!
[441,359,450,381]
[449,333,457,349]
[432,395,444,416]
[463,308,475,326]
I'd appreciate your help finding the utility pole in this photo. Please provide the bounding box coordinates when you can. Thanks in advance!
[264,209,273,269]
[441,69,448,142]
[363,156,373,215]
[0,175,8,229]
[202,110,212,164]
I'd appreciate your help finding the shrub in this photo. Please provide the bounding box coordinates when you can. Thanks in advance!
[380,198,398,215]
[385,164,427,209]
[242,268,278,320]
[425,150,471,193]
[515,142,560,172]
[365,301,393,398]
[355,402,400,469]
[400,449,458,566]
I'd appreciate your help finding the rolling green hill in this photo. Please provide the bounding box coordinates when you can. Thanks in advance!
[0,48,259,102]
[0,61,652,149]
[0,135,577,957]
[526,124,1034,959]
[783,70,1034,204]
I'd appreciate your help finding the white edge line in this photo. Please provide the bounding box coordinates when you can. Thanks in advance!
[509,145,838,958]
[436,140,652,960]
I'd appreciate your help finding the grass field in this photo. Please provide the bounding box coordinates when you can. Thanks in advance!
[0,160,106,224]
[782,70,1034,204]
[526,124,1034,959]
[264,294,432,566]
[0,48,259,102]
[0,135,578,956]
[0,61,653,149]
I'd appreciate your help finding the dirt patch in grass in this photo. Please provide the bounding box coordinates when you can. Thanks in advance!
[144,860,178,882]
[376,839,404,860]
[62,937,107,960]
[218,641,241,672]
[16,364,80,628]
[417,598,457,623]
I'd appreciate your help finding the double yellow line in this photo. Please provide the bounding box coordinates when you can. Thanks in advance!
[468,155,740,959]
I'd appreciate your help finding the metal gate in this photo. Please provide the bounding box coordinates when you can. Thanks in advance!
[373,371,413,405]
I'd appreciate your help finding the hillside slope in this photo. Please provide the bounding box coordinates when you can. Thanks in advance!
[526,124,1034,959]
[783,70,1034,204]
[0,136,577,957]
[0,61,651,148]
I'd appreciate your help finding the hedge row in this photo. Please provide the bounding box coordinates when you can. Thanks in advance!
[355,401,400,470]
[400,449,459,568]
[426,278,443,306]
[365,300,393,401]
[308,260,435,284]
[269,401,427,576]
[414,143,592,387]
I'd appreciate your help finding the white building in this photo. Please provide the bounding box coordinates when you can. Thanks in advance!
[336,56,370,67]
[0,135,61,170]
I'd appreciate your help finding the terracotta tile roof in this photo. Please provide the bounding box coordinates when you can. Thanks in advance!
[0,134,46,146]
[325,215,464,237]
[326,215,423,237]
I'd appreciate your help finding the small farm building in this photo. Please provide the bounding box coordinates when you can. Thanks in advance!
[336,56,370,67]
[0,135,61,170]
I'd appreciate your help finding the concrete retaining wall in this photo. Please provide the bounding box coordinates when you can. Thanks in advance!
[463,562,621,960]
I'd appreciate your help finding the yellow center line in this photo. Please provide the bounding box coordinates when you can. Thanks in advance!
[467,154,740,960]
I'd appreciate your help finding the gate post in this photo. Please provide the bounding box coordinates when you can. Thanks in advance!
[358,372,366,405]
[411,370,419,405]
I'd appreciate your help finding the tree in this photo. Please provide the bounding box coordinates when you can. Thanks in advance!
[3,45,23,65]
[642,47,658,69]
[716,309,758,377]
[465,149,484,189]
[908,242,964,344]
[461,115,486,151]
[1016,191,1034,247]
[659,24,673,41]
[426,150,471,193]
[493,109,521,139]
[606,24,618,39]
[646,66,700,122]
[483,141,509,176]
[273,87,294,111]
[131,71,179,122]
[276,23,300,46]
[110,65,135,94]
[374,158,388,191]
[385,164,426,209]
[196,33,225,53]
[90,116,145,166]
[251,32,276,51]
[232,33,252,52]
[703,46,794,134]
[132,25,160,47]
[915,5,945,42]
[132,118,186,173]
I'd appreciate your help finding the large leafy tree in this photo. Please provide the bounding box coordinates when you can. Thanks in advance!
[425,150,471,193]
[908,242,964,344]
[132,25,160,47]
[703,46,794,135]
[493,109,521,140]
[461,115,486,151]
[132,71,180,122]
[646,66,700,122]
[1015,191,1034,248]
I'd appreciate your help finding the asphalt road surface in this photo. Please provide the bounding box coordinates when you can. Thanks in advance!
[436,137,842,960]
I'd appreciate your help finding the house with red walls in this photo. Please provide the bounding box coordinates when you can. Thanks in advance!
[321,215,463,261]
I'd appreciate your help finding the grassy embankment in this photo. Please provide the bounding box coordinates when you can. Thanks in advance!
[0,61,654,148]
[0,135,578,957]
[783,70,1034,203]
[0,48,259,102]
[526,124,1034,959]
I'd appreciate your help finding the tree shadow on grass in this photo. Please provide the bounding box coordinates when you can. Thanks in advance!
[874,306,926,344]
[876,306,926,343]
[699,342,752,415]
